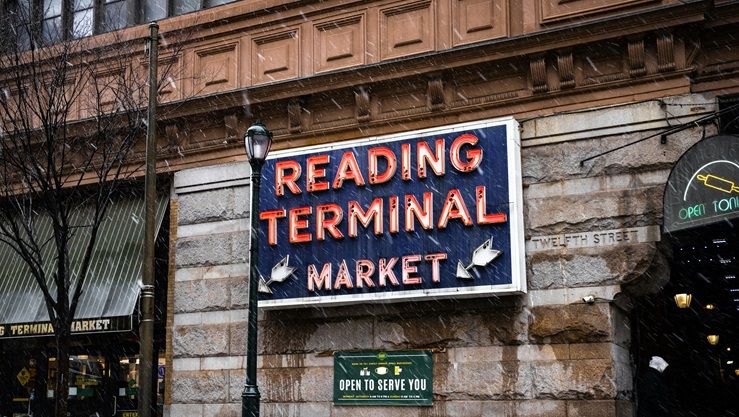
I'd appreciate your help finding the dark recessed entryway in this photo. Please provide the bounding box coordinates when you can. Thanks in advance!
[634,221,739,417]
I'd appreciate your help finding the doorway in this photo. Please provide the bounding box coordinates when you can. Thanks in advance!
[634,221,739,416]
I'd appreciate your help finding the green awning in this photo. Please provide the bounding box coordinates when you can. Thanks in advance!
[0,196,166,329]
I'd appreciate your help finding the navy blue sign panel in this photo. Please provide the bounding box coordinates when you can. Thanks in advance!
[257,118,525,308]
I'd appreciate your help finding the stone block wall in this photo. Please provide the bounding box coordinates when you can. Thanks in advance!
[166,93,716,417]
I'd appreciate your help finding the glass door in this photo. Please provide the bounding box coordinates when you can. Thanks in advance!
[47,355,111,416]
[111,355,166,417]
[113,355,139,416]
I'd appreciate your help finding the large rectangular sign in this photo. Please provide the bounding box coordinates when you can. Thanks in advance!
[257,118,525,308]
[334,351,433,406]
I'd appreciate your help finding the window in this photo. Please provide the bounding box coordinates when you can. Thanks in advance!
[173,0,200,15]
[7,0,133,44]
[141,0,238,23]
[1,0,33,49]
[143,0,167,22]
[3,0,239,46]
[73,0,94,38]
[41,0,63,43]
[103,0,129,32]
[203,0,234,6]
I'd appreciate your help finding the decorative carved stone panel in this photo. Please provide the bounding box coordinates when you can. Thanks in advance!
[314,14,366,73]
[98,77,121,113]
[451,0,508,47]
[141,55,181,103]
[627,38,647,77]
[62,81,80,121]
[530,55,548,93]
[656,32,676,72]
[253,29,300,85]
[164,123,183,148]
[193,43,238,95]
[159,56,182,103]
[82,69,124,116]
[0,91,20,125]
[354,86,372,123]
[427,77,445,110]
[539,0,657,24]
[557,51,575,89]
[380,0,435,61]
[287,97,304,133]
[223,114,240,138]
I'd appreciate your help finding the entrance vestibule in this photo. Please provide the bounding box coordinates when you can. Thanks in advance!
[634,221,739,417]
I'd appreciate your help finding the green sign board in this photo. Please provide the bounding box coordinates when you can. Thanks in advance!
[333,350,433,406]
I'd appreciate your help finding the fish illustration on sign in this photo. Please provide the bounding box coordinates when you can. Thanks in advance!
[456,237,502,280]
[258,255,296,294]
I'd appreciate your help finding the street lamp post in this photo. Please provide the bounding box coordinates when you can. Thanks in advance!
[242,121,273,417]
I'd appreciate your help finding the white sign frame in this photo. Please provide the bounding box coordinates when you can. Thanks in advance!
[259,117,526,309]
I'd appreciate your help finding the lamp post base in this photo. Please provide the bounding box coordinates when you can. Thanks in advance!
[242,385,260,417]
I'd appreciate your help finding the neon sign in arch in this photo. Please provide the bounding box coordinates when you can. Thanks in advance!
[664,135,739,233]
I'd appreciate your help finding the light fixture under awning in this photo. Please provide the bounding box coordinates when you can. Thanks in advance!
[0,196,167,338]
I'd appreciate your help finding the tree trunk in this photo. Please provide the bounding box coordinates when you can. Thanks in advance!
[55,328,70,417]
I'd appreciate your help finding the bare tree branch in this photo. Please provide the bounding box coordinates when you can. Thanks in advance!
[0,5,191,415]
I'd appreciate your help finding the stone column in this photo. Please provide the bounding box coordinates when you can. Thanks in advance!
[166,162,252,417]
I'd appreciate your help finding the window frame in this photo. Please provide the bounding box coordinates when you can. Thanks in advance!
[31,0,134,44]
[4,0,237,46]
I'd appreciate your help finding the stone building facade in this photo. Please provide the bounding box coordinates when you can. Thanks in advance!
[166,93,721,416]
[3,0,737,413]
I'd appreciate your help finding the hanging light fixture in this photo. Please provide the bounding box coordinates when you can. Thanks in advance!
[705,303,716,310]
[674,293,693,309]
[735,369,739,376]
[707,334,720,345]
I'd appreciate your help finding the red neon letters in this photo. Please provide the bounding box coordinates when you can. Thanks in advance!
[273,133,484,196]
[306,253,449,290]
[264,133,506,246]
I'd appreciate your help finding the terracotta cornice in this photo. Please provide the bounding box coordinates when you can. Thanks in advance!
[150,68,692,168]
[158,0,709,120]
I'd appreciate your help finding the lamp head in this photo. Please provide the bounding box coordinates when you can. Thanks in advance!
[244,121,273,164]
[674,293,692,309]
